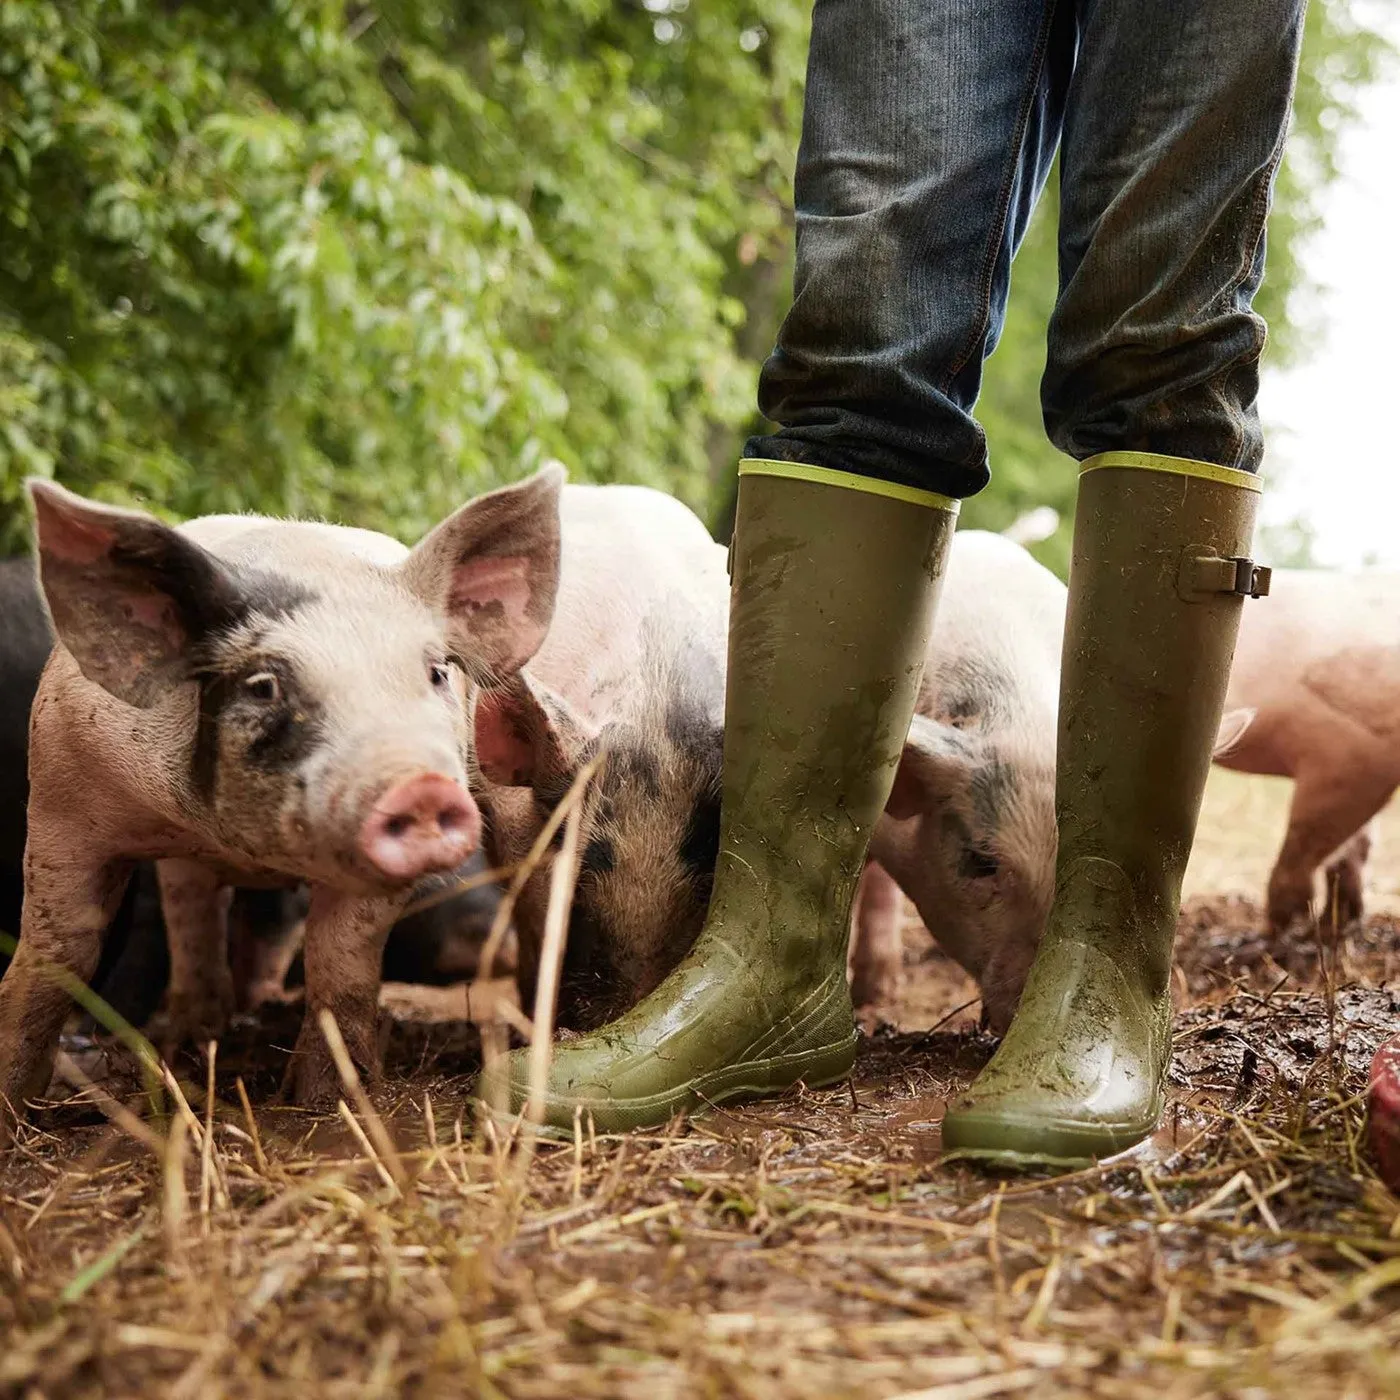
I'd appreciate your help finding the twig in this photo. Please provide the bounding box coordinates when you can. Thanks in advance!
[338,1100,398,1197]
[472,755,604,1002]
[398,861,518,920]
[51,1052,163,1156]
[235,1077,269,1176]
[317,1009,409,1195]
[506,756,601,1195]
[199,1043,217,1224]
[163,1112,190,1268]
[522,769,592,1129]
[158,1062,206,1151]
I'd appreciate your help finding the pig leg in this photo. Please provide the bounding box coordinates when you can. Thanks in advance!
[848,860,904,1009]
[1268,770,1396,933]
[0,847,131,1141]
[237,918,305,1010]
[229,892,306,1011]
[1322,825,1373,930]
[284,886,407,1109]
[157,859,235,1047]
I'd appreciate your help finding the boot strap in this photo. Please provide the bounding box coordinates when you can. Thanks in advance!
[1178,551,1271,601]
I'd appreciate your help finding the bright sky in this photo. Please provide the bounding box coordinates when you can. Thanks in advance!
[1259,4,1400,566]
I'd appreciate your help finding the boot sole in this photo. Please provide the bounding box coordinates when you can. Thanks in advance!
[480,1029,859,1140]
[941,1104,1159,1171]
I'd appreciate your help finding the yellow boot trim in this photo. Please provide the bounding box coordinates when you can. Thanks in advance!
[740,459,960,514]
[1080,451,1262,493]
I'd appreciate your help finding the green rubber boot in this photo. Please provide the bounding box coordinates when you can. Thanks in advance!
[476,459,958,1134]
[940,453,1271,1164]
[941,452,1269,1169]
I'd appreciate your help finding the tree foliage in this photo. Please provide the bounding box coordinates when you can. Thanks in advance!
[0,1,1386,563]
[0,0,803,548]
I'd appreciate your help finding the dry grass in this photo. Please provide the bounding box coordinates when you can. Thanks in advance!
[4,773,1400,1399]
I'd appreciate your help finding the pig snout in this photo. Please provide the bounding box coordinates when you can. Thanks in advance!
[357,773,481,882]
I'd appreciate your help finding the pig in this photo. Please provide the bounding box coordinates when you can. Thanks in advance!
[0,566,183,1028]
[381,855,506,985]
[0,557,52,972]
[1,557,174,1015]
[1213,568,1400,932]
[473,484,727,1027]
[854,530,1065,1032]
[475,491,1064,1041]
[0,557,165,1015]
[205,853,506,1009]
[0,468,562,1137]
[3,550,503,1031]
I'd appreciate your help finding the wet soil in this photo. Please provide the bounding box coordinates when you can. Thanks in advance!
[5,895,1400,1398]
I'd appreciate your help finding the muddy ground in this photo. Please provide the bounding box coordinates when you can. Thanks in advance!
[2,882,1400,1400]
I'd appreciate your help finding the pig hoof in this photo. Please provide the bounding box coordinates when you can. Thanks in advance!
[1321,900,1363,932]
[1266,887,1312,936]
[289,1062,381,1113]
[293,1073,340,1114]
[165,983,237,1050]
[850,973,902,1013]
[282,1049,341,1112]
[285,1041,382,1112]
[855,1004,896,1036]
[56,1034,115,1087]
[245,979,305,1011]
[1322,875,1364,930]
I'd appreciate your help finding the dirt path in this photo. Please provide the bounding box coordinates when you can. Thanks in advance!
[2,772,1399,1397]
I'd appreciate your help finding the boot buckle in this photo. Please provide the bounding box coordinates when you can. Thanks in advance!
[1230,557,1271,598]
[1179,551,1272,601]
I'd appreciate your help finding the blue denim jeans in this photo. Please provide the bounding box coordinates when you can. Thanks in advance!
[747,0,1306,497]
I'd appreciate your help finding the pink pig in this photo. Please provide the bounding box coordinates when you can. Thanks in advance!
[1215,567,1400,931]
[0,469,562,1138]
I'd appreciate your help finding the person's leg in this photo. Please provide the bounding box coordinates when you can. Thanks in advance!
[944,0,1306,1166]
[1043,0,1304,468]
[752,0,1075,498]
[477,0,1075,1132]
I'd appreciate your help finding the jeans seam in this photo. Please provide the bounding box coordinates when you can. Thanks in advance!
[1226,127,1288,309]
[939,0,1063,393]
[1220,125,1288,470]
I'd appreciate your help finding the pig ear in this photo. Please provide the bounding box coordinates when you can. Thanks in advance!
[1213,707,1256,758]
[28,480,240,708]
[885,714,976,820]
[403,464,565,676]
[473,672,596,788]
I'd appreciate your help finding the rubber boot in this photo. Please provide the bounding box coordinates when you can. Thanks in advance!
[476,460,958,1134]
[942,452,1268,1168]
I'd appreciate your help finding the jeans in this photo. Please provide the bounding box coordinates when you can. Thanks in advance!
[747,0,1306,497]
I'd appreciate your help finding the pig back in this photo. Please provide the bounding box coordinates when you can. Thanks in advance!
[538,485,728,722]
[1228,569,1400,701]
[1226,570,1400,763]
[921,531,1065,724]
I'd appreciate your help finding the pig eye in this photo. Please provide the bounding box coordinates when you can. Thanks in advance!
[243,672,281,704]
[959,847,1000,880]
[428,661,453,690]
